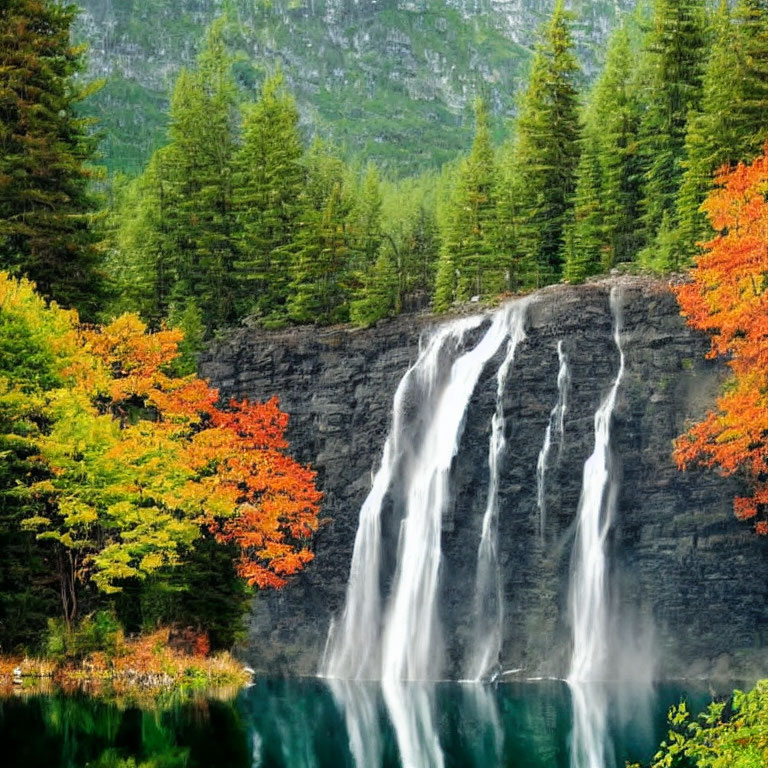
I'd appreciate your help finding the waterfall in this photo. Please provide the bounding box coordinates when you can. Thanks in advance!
[536,341,570,540]
[322,299,531,768]
[321,315,485,681]
[466,301,529,682]
[567,287,625,768]
[380,303,521,684]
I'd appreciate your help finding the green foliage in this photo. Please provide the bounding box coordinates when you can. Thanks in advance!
[286,143,354,324]
[633,681,768,768]
[350,247,398,326]
[637,0,708,267]
[434,98,505,306]
[45,611,123,662]
[674,0,768,261]
[167,299,205,377]
[511,0,581,286]
[233,70,306,321]
[0,0,107,319]
[115,19,240,333]
[115,535,252,652]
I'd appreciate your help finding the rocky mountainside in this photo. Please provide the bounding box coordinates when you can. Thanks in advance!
[75,0,636,175]
[200,276,768,681]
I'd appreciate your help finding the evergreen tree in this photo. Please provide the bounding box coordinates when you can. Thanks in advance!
[564,123,604,283]
[113,18,239,332]
[112,152,178,322]
[353,163,384,273]
[432,249,456,313]
[233,70,305,321]
[733,0,768,157]
[348,163,386,311]
[398,201,440,309]
[675,1,768,262]
[565,24,643,279]
[349,247,398,326]
[638,0,708,267]
[0,0,106,319]
[158,19,239,331]
[492,144,536,292]
[434,98,502,307]
[288,145,354,324]
[511,0,581,285]
[593,26,644,265]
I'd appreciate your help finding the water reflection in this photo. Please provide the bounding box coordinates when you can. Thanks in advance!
[327,678,383,768]
[381,679,443,768]
[0,680,728,768]
[459,682,503,767]
[568,681,610,768]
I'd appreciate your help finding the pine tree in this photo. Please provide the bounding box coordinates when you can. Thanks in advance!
[112,151,178,322]
[115,18,240,332]
[637,0,708,266]
[161,19,239,330]
[593,25,644,265]
[564,123,604,283]
[353,164,384,272]
[349,247,398,326]
[432,250,456,313]
[434,98,502,306]
[733,0,768,157]
[0,0,106,319]
[565,24,643,279]
[233,70,305,321]
[399,201,439,309]
[511,0,581,285]
[288,145,354,324]
[675,1,768,262]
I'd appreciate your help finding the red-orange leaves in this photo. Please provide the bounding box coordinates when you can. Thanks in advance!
[674,146,768,534]
[21,291,322,595]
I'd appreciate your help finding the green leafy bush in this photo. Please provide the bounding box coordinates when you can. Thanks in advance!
[633,681,768,768]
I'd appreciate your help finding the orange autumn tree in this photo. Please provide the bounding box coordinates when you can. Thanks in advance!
[81,314,323,589]
[6,281,322,625]
[674,147,768,534]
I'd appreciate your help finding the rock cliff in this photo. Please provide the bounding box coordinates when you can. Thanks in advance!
[200,276,768,680]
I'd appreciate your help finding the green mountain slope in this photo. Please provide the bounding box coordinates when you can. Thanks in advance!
[75,0,636,175]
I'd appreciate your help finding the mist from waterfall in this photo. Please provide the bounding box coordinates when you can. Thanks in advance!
[567,287,626,768]
[536,340,570,540]
[466,301,529,682]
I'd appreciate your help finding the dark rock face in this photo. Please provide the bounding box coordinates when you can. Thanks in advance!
[200,276,768,680]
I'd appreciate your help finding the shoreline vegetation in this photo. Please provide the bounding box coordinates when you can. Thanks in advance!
[0,629,251,701]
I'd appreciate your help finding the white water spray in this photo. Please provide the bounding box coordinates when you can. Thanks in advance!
[536,341,570,540]
[567,288,626,768]
[466,301,529,682]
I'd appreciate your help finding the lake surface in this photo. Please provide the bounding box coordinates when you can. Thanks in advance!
[1,678,727,767]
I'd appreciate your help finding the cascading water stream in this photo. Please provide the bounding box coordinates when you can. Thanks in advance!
[381,303,525,768]
[466,301,529,683]
[567,287,626,768]
[322,299,530,768]
[536,341,570,540]
[321,316,485,681]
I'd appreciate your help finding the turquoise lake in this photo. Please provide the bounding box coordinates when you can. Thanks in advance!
[0,678,730,767]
